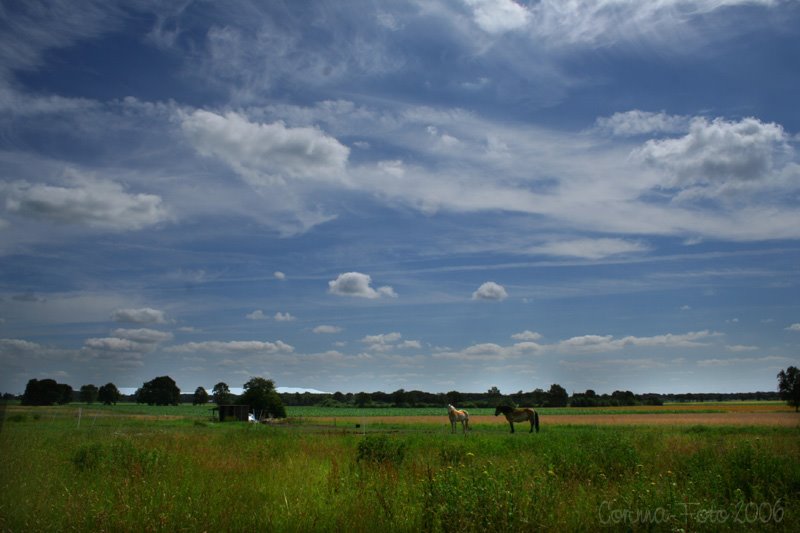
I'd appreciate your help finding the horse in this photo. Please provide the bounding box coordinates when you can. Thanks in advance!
[494,404,540,433]
[447,404,470,434]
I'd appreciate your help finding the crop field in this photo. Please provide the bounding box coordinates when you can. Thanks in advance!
[1,403,798,531]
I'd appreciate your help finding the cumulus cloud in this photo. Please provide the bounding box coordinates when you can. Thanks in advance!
[313,325,342,334]
[166,340,294,354]
[83,337,143,352]
[180,109,349,187]
[786,323,800,332]
[361,332,420,352]
[328,272,397,299]
[0,338,67,363]
[111,307,167,324]
[528,238,648,259]
[246,310,268,320]
[511,330,542,341]
[634,116,792,191]
[557,330,720,353]
[472,281,508,301]
[274,271,286,280]
[464,0,529,34]
[111,328,173,344]
[274,312,295,322]
[3,175,168,231]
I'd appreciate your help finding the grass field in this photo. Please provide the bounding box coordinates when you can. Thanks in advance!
[1,403,798,531]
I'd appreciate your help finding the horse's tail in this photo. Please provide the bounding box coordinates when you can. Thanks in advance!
[534,410,540,433]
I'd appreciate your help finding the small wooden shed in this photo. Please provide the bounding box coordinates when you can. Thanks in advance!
[212,404,250,422]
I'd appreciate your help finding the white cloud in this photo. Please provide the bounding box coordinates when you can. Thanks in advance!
[180,109,349,187]
[246,310,268,320]
[528,238,648,259]
[725,344,758,352]
[274,312,296,322]
[3,174,168,231]
[786,323,800,332]
[328,272,397,299]
[595,110,690,137]
[511,330,542,341]
[697,355,791,367]
[359,332,421,352]
[167,340,294,354]
[472,281,508,301]
[464,0,530,35]
[557,330,721,353]
[0,338,77,368]
[523,0,778,49]
[274,271,286,280]
[362,332,402,345]
[111,308,167,324]
[313,325,342,334]
[635,116,792,191]
[111,328,173,344]
[83,337,143,352]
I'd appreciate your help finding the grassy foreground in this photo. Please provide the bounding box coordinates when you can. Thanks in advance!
[1,408,799,531]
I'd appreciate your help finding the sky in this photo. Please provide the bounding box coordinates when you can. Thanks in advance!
[1,0,799,396]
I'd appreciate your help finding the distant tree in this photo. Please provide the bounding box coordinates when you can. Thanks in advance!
[22,378,71,406]
[79,384,99,404]
[98,383,121,405]
[545,383,568,407]
[445,390,463,406]
[57,383,73,405]
[193,386,209,405]
[391,388,407,407]
[777,366,800,412]
[137,376,180,406]
[212,382,233,405]
[239,377,286,418]
[611,390,637,406]
[354,392,371,408]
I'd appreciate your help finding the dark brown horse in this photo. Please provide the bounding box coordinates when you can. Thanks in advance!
[495,405,540,433]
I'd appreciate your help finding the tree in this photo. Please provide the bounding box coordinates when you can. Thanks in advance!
[212,382,233,405]
[546,383,568,407]
[193,386,209,405]
[777,366,800,412]
[21,379,62,406]
[79,384,99,404]
[98,383,121,405]
[57,383,73,404]
[239,377,286,418]
[137,376,180,405]
[445,390,463,406]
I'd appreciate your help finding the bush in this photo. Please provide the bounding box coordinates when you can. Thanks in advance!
[356,434,407,465]
[72,443,104,472]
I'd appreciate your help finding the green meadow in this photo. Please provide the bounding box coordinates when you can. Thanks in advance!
[1,406,798,532]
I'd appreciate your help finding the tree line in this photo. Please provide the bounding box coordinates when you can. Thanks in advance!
[277,386,782,408]
[10,365,799,412]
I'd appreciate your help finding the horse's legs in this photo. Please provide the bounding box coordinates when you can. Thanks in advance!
[509,421,515,433]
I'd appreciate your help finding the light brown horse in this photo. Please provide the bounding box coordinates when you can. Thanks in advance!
[495,404,540,433]
[447,404,470,434]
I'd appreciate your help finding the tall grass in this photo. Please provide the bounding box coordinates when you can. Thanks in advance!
[1,411,798,531]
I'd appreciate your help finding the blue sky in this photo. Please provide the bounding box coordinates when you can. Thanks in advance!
[1,0,799,396]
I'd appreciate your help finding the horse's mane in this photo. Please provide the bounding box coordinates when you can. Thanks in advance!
[496,404,514,414]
